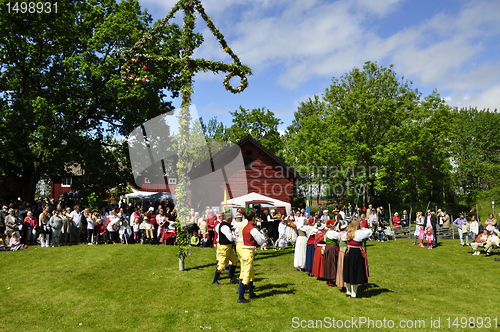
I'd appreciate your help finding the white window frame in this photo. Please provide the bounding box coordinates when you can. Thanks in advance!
[61,177,72,187]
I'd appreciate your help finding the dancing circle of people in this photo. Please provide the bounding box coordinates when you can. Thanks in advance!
[2,198,499,302]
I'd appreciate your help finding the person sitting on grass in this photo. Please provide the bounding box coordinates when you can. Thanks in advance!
[0,232,11,251]
[9,232,27,250]
[483,228,500,257]
[471,229,490,255]
[200,233,210,247]
[190,231,200,247]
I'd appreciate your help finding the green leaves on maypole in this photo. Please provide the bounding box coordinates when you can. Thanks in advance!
[122,0,251,265]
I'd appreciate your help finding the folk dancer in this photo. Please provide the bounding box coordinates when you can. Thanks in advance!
[212,214,238,285]
[237,209,266,303]
[342,218,372,298]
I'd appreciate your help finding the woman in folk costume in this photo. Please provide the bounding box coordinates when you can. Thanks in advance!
[342,218,372,298]
[323,220,339,287]
[293,216,310,271]
[304,216,317,276]
[335,220,348,291]
[311,223,326,279]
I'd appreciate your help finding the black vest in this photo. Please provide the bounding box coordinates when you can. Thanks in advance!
[218,221,233,245]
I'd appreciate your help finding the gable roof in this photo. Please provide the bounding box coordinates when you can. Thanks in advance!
[188,135,304,180]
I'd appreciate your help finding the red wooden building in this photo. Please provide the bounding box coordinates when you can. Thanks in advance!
[188,135,303,210]
[50,136,303,210]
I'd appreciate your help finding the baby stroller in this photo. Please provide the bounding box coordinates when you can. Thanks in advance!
[160,227,176,245]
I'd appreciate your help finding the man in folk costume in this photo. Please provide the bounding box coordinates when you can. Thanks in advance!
[212,213,238,285]
[238,209,266,303]
[234,212,247,257]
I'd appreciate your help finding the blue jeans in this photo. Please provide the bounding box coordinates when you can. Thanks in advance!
[377,231,385,241]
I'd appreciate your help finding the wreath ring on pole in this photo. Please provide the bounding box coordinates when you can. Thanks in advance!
[222,73,248,93]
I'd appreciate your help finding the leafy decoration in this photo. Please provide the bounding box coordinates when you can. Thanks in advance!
[122,0,251,264]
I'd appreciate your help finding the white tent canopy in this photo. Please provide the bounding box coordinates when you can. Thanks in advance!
[123,189,174,202]
[223,192,291,216]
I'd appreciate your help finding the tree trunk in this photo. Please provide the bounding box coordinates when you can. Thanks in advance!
[366,185,375,205]
[178,256,185,271]
[22,165,41,202]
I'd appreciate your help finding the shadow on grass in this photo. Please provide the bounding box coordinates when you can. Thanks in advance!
[185,262,217,271]
[358,283,393,298]
[255,282,296,298]
[255,249,293,260]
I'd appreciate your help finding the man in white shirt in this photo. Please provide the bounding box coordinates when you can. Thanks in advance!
[69,205,82,243]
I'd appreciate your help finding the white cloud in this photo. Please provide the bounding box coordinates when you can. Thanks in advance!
[140,0,500,112]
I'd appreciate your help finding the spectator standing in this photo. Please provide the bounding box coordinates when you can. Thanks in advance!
[469,216,479,243]
[49,210,63,247]
[69,205,83,243]
[24,211,38,245]
[425,210,438,248]
[453,213,469,246]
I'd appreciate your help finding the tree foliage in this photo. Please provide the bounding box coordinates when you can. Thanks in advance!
[0,0,184,202]
[284,62,454,206]
[225,107,283,155]
[448,107,500,203]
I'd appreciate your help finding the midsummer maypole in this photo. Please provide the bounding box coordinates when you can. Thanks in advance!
[121,0,251,270]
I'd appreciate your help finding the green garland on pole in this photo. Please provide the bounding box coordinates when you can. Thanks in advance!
[122,0,251,270]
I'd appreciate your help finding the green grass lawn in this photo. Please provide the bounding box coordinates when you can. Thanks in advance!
[1,239,499,332]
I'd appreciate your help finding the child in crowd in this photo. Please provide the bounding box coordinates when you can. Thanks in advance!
[9,232,27,250]
[0,233,10,251]
[260,227,269,250]
[132,217,141,244]
[412,211,424,245]
[200,234,209,247]
[39,216,51,248]
[418,225,425,247]
[425,227,434,249]
[190,231,200,247]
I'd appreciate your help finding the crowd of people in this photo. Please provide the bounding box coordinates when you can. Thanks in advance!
[2,196,499,300]
[0,198,185,249]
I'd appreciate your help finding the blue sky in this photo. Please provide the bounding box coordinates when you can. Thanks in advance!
[137,0,500,131]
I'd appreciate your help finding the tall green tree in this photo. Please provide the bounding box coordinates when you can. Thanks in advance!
[225,107,283,155]
[283,96,336,204]
[285,62,453,206]
[0,0,184,201]
[448,107,500,203]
